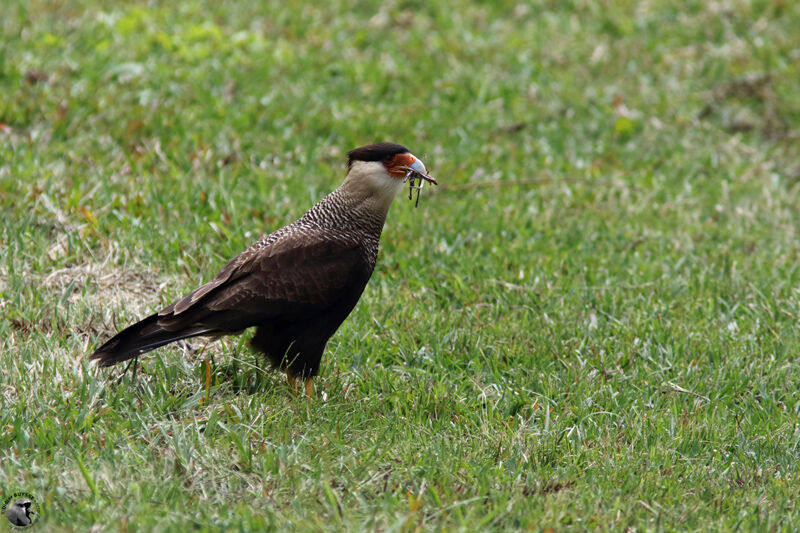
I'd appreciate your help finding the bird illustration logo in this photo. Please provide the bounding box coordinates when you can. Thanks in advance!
[2,493,39,528]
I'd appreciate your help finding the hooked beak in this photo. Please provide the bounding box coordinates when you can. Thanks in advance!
[407,158,437,185]
[387,152,437,185]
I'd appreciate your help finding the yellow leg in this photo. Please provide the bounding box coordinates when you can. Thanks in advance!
[287,374,298,395]
[304,378,313,398]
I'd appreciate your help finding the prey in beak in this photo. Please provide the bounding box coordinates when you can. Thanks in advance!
[386,153,438,207]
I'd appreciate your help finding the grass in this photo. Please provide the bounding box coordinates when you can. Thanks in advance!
[2,0,800,530]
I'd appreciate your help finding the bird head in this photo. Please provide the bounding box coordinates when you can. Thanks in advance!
[343,142,436,210]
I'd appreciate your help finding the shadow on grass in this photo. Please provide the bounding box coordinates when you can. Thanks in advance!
[211,356,276,396]
[98,339,279,400]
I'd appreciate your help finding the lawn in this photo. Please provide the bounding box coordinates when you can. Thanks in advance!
[2,0,800,530]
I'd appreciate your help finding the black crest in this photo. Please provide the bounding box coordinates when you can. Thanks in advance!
[347,142,409,169]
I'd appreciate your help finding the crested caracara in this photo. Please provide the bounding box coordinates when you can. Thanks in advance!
[90,142,435,396]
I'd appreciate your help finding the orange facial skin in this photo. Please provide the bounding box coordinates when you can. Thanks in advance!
[385,153,417,177]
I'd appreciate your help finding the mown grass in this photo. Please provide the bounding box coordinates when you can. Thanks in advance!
[2,0,800,530]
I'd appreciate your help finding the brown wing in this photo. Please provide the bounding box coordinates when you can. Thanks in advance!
[156,229,369,331]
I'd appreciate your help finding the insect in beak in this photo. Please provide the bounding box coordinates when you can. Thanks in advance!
[396,165,437,208]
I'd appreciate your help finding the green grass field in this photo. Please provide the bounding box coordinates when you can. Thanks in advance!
[3,0,800,530]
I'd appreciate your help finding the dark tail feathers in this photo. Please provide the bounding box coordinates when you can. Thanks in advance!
[90,313,212,367]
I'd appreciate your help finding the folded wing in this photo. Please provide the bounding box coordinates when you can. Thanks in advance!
[90,229,367,366]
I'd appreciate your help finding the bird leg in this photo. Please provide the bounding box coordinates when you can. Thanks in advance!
[286,375,313,398]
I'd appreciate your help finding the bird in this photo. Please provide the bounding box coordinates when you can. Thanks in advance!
[90,142,436,396]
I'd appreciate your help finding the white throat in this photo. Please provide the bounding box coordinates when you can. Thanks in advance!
[340,160,405,214]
